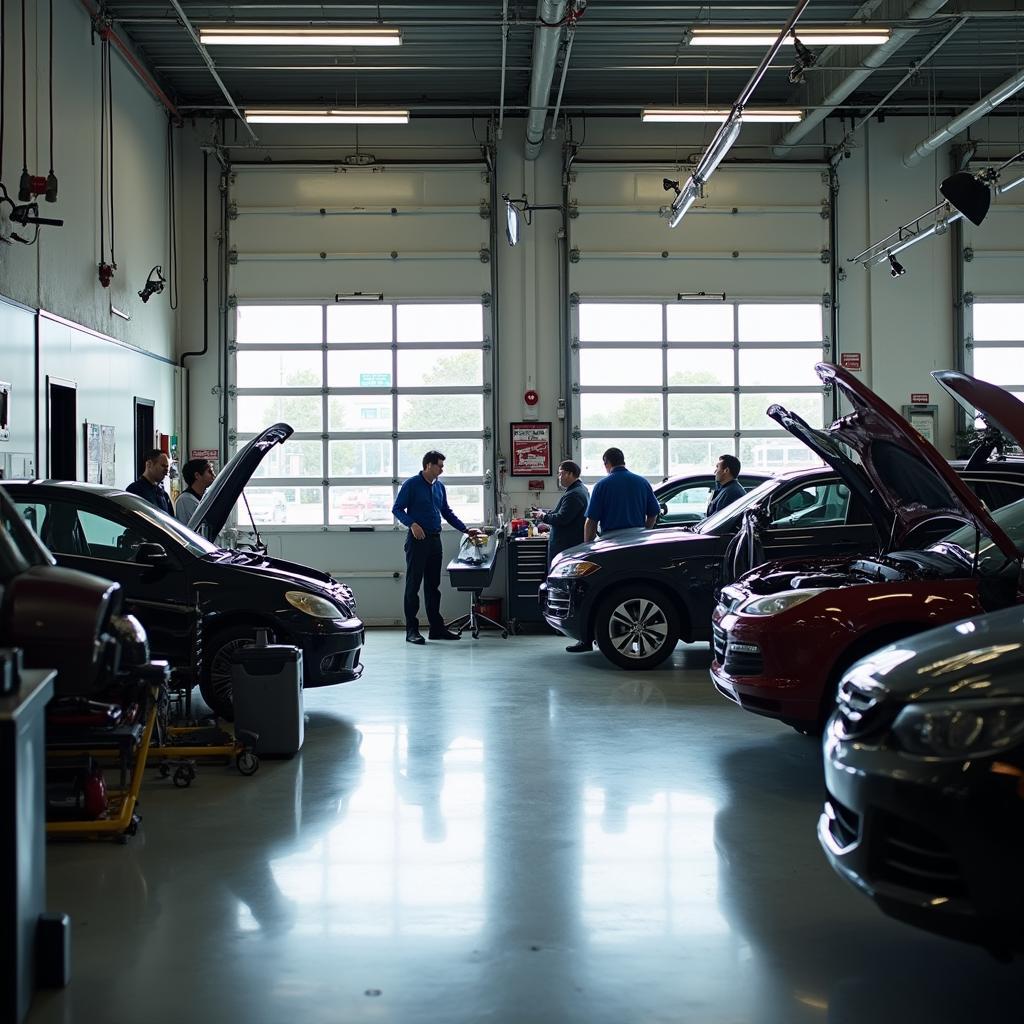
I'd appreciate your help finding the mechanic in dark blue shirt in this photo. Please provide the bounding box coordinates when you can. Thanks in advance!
[125,448,174,516]
[530,460,589,567]
[583,447,660,543]
[706,453,746,516]
[393,449,480,644]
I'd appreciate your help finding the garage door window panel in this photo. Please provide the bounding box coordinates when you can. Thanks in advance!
[578,303,662,342]
[397,349,483,387]
[581,349,662,387]
[738,349,820,387]
[327,350,393,388]
[666,304,734,342]
[738,304,822,342]
[237,351,323,389]
[581,438,663,478]
[397,439,483,477]
[237,305,323,344]
[329,440,393,478]
[398,395,483,432]
[740,392,821,430]
[327,304,393,344]
[667,349,734,386]
[328,396,394,432]
[238,487,324,527]
[397,304,484,343]
[328,486,396,525]
[668,393,734,431]
[668,437,736,476]
[740,436,821,472]
[238,395,323,434]
[250,441,324,479]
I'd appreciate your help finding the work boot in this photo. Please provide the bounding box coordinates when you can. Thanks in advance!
[406,632,426,645]
[565,641,592,653]
[428,628,461,640]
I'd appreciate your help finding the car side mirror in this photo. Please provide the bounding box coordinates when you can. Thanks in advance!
[135,542,170,567]
[659,502,668,518]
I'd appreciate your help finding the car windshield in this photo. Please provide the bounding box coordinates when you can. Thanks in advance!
[0,488,52,569]
[695,478,777,535]
[109,493,220,556]
[931,496,1024,574]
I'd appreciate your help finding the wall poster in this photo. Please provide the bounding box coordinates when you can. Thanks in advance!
[510,422,552,476]
[84,422,116,483]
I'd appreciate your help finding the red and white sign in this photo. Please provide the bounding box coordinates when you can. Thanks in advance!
[510,422,552,476]
[840,352,862,370]
[528,480,545,491]
[910,393,930,405]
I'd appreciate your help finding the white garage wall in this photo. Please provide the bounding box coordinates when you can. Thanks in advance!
[174,114,1024,622]
[0,0,181,474]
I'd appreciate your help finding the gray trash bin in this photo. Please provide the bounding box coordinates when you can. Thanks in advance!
[230,642,304,756]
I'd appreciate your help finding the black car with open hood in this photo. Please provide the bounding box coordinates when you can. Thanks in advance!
[1,423,364,719]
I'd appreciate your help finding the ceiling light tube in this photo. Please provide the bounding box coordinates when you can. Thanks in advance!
[690,27,889,46]
[200,27,402,47]
[643,108,802,123]
[244,109,410,124]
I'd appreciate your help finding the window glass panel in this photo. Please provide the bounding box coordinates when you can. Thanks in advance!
[327,350,393,388]
[580,349,661,386]
[666,304,734,342]
[327,304,393,343]
[739,436,821,473]
[973,304,1024,341]
[667,393,734,431]
[236,395,322,433]
[581,438,662,477]
[580,394,661,431]
[397,440,483,477]
[397,304,483,343]
[973,347,1024,386]
[738,304,821,342]
[740,392,822,430]
[667,437,735,476]
[769,482,849,527]
[440,485,484,525]
[237,305,322,344]
[579,304,662,342]
[328,395,394,432]
[738,348,820,387]
[660,483,714,525]
[238,486,323,526]
[397,350,483,387]
[667,350,735,386]
[398,395,483,431]
[247,440,323,479]
[329,440,393,477]
[76,509,137,560]
[237,351,322,389]
[329,485,395,525]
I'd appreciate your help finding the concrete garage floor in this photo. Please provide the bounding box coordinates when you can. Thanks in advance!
[30,630,1024,1024]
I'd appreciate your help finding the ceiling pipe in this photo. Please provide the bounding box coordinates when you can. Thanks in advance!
[498,0,509,138]
[525,0,569,160]
[772,0,951,158]
[166,0,258,141]
[903,67,1024,166]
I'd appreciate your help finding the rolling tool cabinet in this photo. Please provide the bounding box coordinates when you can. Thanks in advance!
[505,537,552,633]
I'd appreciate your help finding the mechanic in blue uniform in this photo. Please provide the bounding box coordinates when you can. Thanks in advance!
[706,454,746,516]
[393,450,480,645]
[568,447,660,653]
[126,449,174,515]
[530,459,590,568]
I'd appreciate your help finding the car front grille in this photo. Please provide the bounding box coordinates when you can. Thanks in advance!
[712,624,727,662]
[835,675,894,738]
[545,588,571,619]
[824,795,861,851]
[870,812,967,899]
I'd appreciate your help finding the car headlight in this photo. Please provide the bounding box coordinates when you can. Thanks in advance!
[549,560,602,579]
[892,698,1024,760]
[739,588,828,616]
[285,591,344,618]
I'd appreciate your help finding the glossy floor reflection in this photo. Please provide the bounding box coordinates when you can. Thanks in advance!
[31,630,1024,1024]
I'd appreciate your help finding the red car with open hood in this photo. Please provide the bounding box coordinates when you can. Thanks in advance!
[711,366,1024,733]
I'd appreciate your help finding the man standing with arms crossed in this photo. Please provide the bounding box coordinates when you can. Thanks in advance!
[393,450,480,645]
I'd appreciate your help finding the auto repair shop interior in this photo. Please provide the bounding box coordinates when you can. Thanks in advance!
[4,2,1024,1022]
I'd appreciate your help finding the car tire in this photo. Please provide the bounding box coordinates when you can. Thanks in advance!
[593,587,681,670]
[200,626,272,721]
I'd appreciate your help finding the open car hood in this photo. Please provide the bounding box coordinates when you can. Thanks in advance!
[188,423,294,540]
[770,363,1018,560]
[932,369,1024,453]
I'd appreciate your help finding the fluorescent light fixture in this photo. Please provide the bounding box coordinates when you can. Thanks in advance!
[200,26,401,46]
[244,109,410,124]
[643,107,802,123]
[690,26,889,46]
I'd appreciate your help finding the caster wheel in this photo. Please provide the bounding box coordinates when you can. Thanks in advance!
[159,763,170,778]
[126,817,139,837]
[236,750,259,776]
[173,767,192,788]
[501,631,508,639]
[472,630,480,639]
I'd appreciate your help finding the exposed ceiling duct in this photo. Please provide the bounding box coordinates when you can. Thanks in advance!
[525,0,569,160]
[772,0,950,158]
[902,66,1024,166]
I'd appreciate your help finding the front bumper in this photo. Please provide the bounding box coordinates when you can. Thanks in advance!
[819,723,1024,950]
[709,608,824,727]
[539,581,587,641]
[290,615,365,687]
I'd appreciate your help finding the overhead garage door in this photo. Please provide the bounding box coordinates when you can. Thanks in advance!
[568,162,832,481]
[227,162,494,530]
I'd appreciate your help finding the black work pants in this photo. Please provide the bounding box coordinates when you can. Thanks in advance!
[404,532,444,632]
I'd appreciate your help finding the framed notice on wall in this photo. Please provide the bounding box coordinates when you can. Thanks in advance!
[510,422,552,476]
